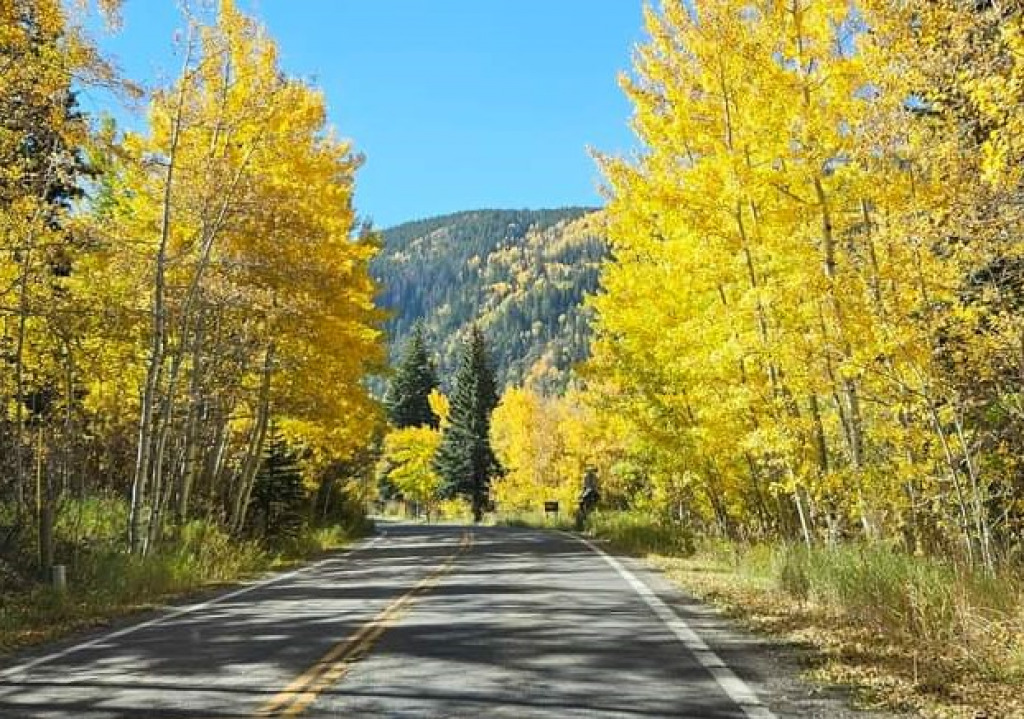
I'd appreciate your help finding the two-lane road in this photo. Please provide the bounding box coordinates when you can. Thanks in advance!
[0,524,843,718]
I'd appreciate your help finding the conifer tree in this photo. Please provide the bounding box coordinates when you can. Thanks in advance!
[249,428,305,541]
[385,323,439,429]
[434,326,499,522]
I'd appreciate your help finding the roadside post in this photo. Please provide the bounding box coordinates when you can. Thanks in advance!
[51,564,66,592]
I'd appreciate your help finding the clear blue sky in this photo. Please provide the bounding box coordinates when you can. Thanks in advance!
[84,1,645,229]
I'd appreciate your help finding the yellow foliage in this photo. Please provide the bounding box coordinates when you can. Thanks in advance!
[428,389,450,427]
[580,0,1013,556]
[92,0,384,460]
[490,387,626,514]
[379,426,442,508]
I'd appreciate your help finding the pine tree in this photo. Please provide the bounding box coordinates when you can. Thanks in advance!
[385,323,439,428]
[249,429,305,541]
[434,326,500,522]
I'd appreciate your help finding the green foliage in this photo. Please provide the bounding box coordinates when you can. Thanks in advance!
[375,208,605,391]
[435,327,500,521]
[384,323,439,429]
[76,522,268,603]
[585,510,695,557]
[314,474,375,538]
[271,521,369,560]
[248,431,305,543]
[53,494,128,545]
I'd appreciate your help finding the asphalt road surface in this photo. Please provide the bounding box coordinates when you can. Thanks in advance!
[0,523,876,718]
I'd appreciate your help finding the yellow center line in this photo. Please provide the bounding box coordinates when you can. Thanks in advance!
[257,530,474,717]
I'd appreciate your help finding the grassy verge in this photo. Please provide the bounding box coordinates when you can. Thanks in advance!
[576,511,1023,718]
[494,510,576,531]
[0,517,372,659]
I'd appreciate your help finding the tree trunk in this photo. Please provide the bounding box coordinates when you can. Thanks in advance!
[205,408,230,519]
[951,405,994,573]
[36,427,54,573]
[793,479,813,548]
[130,28,194,555]
[178,312,205,524]
[924,396,977,566]
[230,342,275,535]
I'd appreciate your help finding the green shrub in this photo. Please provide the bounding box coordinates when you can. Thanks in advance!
[272,521,367,560]
[55,494,128,545]
[586,510,695,556]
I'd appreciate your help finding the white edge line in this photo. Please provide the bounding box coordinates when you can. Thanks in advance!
[0,530,388,680]
[566,532,777,719]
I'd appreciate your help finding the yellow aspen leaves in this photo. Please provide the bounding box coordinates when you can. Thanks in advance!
[566,0,1024,566]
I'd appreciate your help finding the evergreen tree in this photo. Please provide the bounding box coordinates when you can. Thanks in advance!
[434,326,500,522]
[384,323,439,428]
[249,429,305,541]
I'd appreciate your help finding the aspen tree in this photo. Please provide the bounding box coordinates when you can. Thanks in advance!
[93,0,382,548]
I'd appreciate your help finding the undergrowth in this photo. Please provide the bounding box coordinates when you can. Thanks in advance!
[494,510,575,531]
[586,510,695,556]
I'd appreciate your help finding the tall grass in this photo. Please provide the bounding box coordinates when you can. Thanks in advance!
[586,510,695,556]
[772,542,1024,679]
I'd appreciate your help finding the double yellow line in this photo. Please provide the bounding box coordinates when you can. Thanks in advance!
[257,531,474,717]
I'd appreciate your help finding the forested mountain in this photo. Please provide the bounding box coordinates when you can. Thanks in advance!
[374,208,605,391]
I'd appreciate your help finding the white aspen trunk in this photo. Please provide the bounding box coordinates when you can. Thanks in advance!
[146,129,264,533]
[230,342,275,535]
[814,177,874,537]
[13,256,30,519]
[130,28,195,555]
[177,312,205,524]
[793,480,813,548]
[208,412,230,503]
[923,398,977,566]
[951,406,994,573]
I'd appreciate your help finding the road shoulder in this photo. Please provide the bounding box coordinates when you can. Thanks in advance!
[0,530,385,675]
[565,532,904,719]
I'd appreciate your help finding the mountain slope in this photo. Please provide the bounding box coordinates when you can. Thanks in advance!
[374,208,605,391]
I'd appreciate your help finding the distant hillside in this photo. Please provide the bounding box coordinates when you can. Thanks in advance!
[373,208,606,392]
